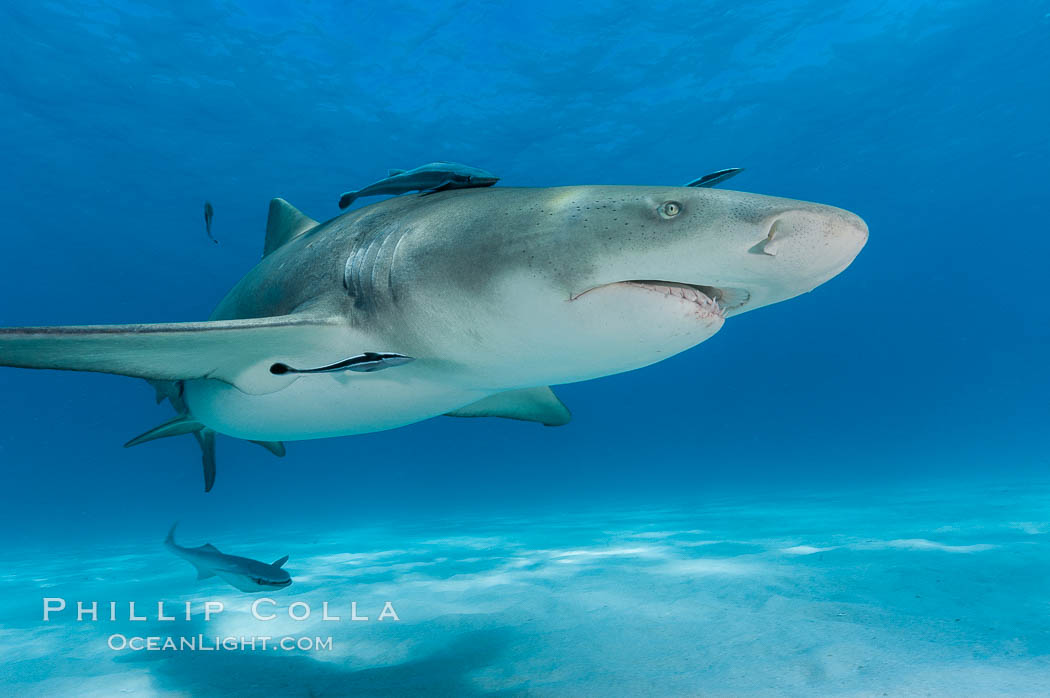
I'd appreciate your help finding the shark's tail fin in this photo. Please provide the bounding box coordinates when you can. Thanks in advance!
[166,522,178,546]
[338,191,358,209]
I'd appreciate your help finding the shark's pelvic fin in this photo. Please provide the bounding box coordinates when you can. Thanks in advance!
[263,198,318,257]
[147,378,179,404]
[0,314,354,395]
[445,386,571,426]
[124,414,204,448]
[272,555,289,568]
[250,440,286,457]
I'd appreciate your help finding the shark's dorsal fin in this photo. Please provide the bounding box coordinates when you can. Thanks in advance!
[272,555,289,568]
[263,198,318,257]
[387,168,405,176]
[445,386,571,426]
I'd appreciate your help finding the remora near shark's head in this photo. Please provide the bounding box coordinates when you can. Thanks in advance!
[0,183,866,488]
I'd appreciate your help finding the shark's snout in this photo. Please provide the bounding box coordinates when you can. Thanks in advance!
[757,206,866,260]
[724,202,867,315]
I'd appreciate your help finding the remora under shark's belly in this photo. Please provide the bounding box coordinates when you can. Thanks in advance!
[183,372,482,441]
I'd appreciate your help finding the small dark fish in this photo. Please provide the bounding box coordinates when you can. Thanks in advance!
[203,201,217,243]
[338,162,499,209]
[685,168,744,188]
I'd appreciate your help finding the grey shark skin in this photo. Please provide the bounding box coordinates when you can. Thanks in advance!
[338,162,499,209]
[166,523,291,593]
[0,185,867,468]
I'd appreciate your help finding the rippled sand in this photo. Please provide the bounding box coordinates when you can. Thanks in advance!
[2,483,1049,696]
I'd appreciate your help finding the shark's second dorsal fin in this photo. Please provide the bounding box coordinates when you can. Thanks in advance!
[199,543,220,553]
[263,198,318,257]
[387,168,405,176]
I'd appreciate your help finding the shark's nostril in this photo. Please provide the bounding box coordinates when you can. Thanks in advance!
[749,219,782,256]
[762,221,780,256]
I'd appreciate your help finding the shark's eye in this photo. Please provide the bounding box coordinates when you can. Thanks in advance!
[660,201,681,219]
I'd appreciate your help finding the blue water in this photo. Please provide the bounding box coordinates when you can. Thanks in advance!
[1,0,1048,695]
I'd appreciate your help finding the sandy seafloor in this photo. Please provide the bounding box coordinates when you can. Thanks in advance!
[1,481,1048,697]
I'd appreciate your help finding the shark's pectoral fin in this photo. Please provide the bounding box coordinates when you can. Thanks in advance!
[272,555,289,568]
[0,315,365,396]
[418,180,455,196]
[446,387,571,426]
[250,440,286,457]
[124,415,204,448]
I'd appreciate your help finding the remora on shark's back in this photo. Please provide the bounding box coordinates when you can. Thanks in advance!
[686,168,744,188]
[338,161,499,209]
[0,183,867,491]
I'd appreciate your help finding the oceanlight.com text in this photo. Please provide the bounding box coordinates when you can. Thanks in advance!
[108,634,334,652]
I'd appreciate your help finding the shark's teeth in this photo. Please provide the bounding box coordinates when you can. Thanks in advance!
[622,281,725,318]
[570,281,734,319]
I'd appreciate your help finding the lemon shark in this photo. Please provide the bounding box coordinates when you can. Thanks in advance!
[0,185,867,490]
[166,523,291,592]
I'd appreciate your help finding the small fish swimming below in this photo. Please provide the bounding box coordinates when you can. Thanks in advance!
[685,168,744,188]
[203,201,217,243]
[166,523,291,593]
[338,161,499,209]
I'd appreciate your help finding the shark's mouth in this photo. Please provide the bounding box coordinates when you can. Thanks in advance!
[571,281,750,317]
